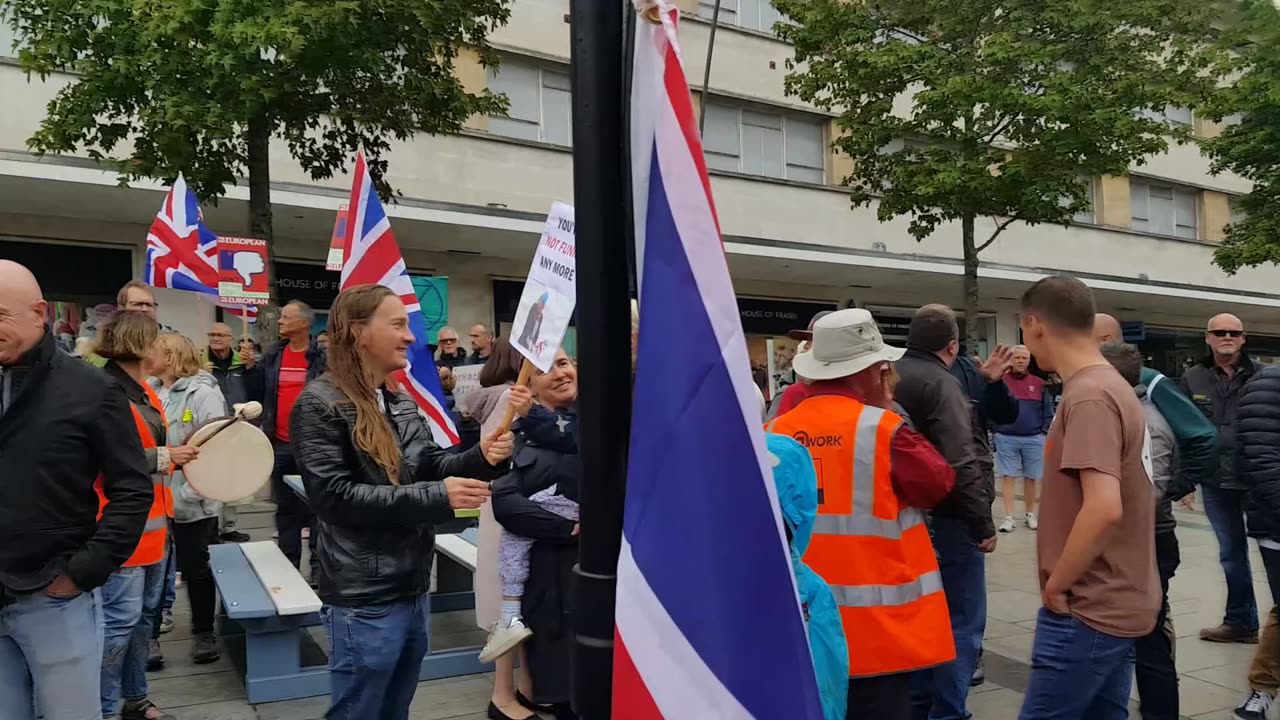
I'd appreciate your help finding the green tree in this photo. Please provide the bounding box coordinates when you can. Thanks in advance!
[3,0,509,292]
[1203,0,1280,274]
[774,0,1224,349]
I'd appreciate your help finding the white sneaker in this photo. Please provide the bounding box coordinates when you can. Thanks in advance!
[1026,512,1039,531]
[478,616,533,664]
[998,515,1016,533]
[1236,690,1274,720]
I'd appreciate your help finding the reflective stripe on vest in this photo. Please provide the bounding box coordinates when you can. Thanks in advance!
[829,569,944,608]
[768,394,956,677]
[96,385,169,567]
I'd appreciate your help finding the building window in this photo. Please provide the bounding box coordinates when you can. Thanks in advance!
[1142,105,1193,128]
[0,22,18,58]
[702,101,825,183]
[1065,178,1095,224]
[1130,179,1198,239]
[1229,196,1246,226]
[697,0,781,34]
[487,58,572,147]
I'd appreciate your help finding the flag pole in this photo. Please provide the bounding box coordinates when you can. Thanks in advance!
[569,0,632,716]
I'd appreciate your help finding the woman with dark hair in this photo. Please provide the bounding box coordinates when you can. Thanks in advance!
[492,350,581,719]
[289,285,514,719]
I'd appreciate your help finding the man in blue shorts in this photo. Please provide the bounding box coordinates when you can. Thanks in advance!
[993,345,1054,533]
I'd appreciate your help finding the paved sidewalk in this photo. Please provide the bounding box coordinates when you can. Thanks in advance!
[150,500,1264,719]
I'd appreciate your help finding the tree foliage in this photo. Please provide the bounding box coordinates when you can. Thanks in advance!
[1203,0,1280,274]
[773,0,1225,344]
[3,0,509,206]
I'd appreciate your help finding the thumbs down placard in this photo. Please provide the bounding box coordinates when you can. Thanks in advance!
[217,237,271,305]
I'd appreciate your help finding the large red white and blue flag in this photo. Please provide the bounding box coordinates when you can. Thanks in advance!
[144,175,257,322]
[341,152,459,447]
[614,3,823,718]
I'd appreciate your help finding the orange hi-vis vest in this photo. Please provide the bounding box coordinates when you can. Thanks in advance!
[95,381,171,568]
[769,394,955,677]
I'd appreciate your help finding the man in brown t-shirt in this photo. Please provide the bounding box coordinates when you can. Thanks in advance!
[1016,275,1160,720]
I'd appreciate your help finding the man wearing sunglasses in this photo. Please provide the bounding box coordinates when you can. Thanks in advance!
[1181,313,1260,646]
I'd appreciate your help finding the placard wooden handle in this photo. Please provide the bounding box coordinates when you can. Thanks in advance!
[494,359,537,436]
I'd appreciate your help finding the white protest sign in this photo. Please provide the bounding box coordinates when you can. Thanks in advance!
[512,202,576,372]
[450,364,483,410]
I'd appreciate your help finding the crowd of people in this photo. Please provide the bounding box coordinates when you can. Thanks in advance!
[760,275,1280,720]
[3,251,1280,720]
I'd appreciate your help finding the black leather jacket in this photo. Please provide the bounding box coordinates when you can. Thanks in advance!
[289,376,503,606]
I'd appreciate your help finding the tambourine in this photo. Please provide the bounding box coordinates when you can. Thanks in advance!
[181,402,273,503]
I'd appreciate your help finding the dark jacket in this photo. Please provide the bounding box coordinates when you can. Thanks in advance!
[0,329,153,595]
[949,356,1019,459]
[203,348,263,408]
[993,372,1054,437]
[897,349,993,541]
[1234,365,1280,540]
[491,405,580,706]
[260,338,326,440]
[289,376,504,606]
[1180,355,1256,490]
[436,349,469,370]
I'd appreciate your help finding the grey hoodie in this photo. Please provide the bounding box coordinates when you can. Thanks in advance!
[1138,384,1178,536]
[150,371,229,523]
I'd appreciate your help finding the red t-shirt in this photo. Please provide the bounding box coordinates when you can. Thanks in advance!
[275,346,309,441]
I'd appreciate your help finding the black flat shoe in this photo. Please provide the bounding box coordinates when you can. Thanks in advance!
[488,701,542,720]
[517,691,553,713]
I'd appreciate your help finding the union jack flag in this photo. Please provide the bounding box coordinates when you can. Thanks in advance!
[614,3,822,718]
[341,152,459,447]
[144,175,257,322]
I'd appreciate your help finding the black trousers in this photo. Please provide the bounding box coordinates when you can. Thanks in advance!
[270,440,318,576]
[1135,531,1181,720]
[848,672,913,720]
[172,517,220,635]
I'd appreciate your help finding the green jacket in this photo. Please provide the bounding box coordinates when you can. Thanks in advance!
[84,352,108,368]
[1142,366,1217,500]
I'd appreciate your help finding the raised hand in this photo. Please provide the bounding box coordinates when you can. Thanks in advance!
[980,344,1014,383]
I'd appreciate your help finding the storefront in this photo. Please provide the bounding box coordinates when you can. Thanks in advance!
[1,237,134,353]
[738,297,839,401]
[1129,322,1280,377]
[866,304,996,358]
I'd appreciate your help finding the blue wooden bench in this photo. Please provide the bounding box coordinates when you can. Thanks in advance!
[210,541,327,703]
[209,478,489,703]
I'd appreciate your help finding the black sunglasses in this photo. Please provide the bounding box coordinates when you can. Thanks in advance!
[1209,330,1245,338]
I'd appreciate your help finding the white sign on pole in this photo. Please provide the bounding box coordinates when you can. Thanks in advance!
[512,202,577,372]
[450,364,483,410]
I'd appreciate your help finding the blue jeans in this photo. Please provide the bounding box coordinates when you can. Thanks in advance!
[0,590,103,720]
[911,516,986,720]
[321,594,431,720]
[100,560,166,715]
[1201,485,1259,631]
[1019,609,1135,720]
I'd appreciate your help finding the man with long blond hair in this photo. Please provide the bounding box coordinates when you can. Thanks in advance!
[289,284,514,719]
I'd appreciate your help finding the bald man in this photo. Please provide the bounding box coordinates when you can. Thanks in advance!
[0,260,154,719]
[1180,312,1261,644]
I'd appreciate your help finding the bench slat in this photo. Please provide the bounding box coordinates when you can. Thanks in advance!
[210,543,277,620]
[240,541,323,616]
[435,533,478,571]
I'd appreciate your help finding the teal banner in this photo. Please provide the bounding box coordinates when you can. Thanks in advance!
[411,275,450,341]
